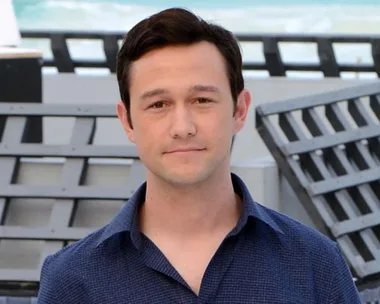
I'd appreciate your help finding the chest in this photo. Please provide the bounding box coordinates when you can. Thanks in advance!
[85,260,315,304]
[157,236,227,295]
[83,238,320,304]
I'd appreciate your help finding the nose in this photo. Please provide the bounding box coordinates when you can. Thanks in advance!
[169,105,196,139]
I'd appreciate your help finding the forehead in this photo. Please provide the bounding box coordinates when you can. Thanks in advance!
[129,41,230,93]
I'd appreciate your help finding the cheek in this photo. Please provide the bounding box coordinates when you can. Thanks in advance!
[134,127,152,148]
[204,113,233,146]
[132,122,161,154]
[134,136,155,167]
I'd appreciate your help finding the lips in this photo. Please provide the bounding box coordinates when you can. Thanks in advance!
[165,148,205,154]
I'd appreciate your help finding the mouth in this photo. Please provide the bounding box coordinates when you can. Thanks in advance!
[165,148,206,154]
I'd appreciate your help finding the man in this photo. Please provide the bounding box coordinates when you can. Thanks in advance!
[37,7,361,303]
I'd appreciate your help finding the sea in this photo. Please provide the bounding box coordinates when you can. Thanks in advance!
[12,0,380,78]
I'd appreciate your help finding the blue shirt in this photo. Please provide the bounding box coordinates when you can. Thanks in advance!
[37,173,361,303]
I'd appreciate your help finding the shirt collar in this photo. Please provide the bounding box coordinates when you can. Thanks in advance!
[96,173,283,248]
[231,173,284,236]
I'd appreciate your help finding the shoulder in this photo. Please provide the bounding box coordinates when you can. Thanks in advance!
[259,203,335,247]
[37,226,110,303]
[255,203,341,264]
[255,204,361,301]
[44,225,109,269]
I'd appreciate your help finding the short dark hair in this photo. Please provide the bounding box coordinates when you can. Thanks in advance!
[116,7,244,128]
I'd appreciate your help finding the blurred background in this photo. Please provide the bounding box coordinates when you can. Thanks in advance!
[1,2,380,302]
[13,0,380,33]
[12,0,380,78]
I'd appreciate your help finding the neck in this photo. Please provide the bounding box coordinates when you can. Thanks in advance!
[139,169,241,240]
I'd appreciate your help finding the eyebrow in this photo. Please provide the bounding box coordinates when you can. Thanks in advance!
[139,85,220,101]
[188,85,220,94]
[140,88,169,100]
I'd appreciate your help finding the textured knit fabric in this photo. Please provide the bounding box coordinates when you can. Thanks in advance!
[37,173,361,304]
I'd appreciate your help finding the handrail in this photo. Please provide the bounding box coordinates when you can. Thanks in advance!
[20,30,380,77]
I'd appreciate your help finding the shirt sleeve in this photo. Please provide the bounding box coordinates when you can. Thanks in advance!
[328,244,362,304]
[37,254,86,304]
[37,255,57,304]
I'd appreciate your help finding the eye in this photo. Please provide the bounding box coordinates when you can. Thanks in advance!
[196,98,212,104]
[149,101,165,109]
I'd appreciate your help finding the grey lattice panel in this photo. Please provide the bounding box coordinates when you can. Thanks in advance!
[0,104,145,294]
[256,82,380,286]
[360,285,380,304]
[0,297,37,304]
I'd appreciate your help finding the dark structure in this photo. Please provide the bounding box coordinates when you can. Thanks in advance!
[256,81,380,302]
[0,51,43,143]
[20,30,380,77]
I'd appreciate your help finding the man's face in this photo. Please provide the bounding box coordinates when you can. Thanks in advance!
[118,41,250,186]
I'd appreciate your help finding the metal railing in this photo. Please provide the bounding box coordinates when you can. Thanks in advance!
[256,81,380,297]
[0,100,378,301]
[0,103,143,297]
[20,30,380,77]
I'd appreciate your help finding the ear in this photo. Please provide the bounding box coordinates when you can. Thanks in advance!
[233,89,251,135]
[116,101,136,143]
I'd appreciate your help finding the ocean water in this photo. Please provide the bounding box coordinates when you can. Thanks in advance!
[13,0,380,78]
[14,0,380,33]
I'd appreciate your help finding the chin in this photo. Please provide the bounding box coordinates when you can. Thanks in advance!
[160,168,212,186]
